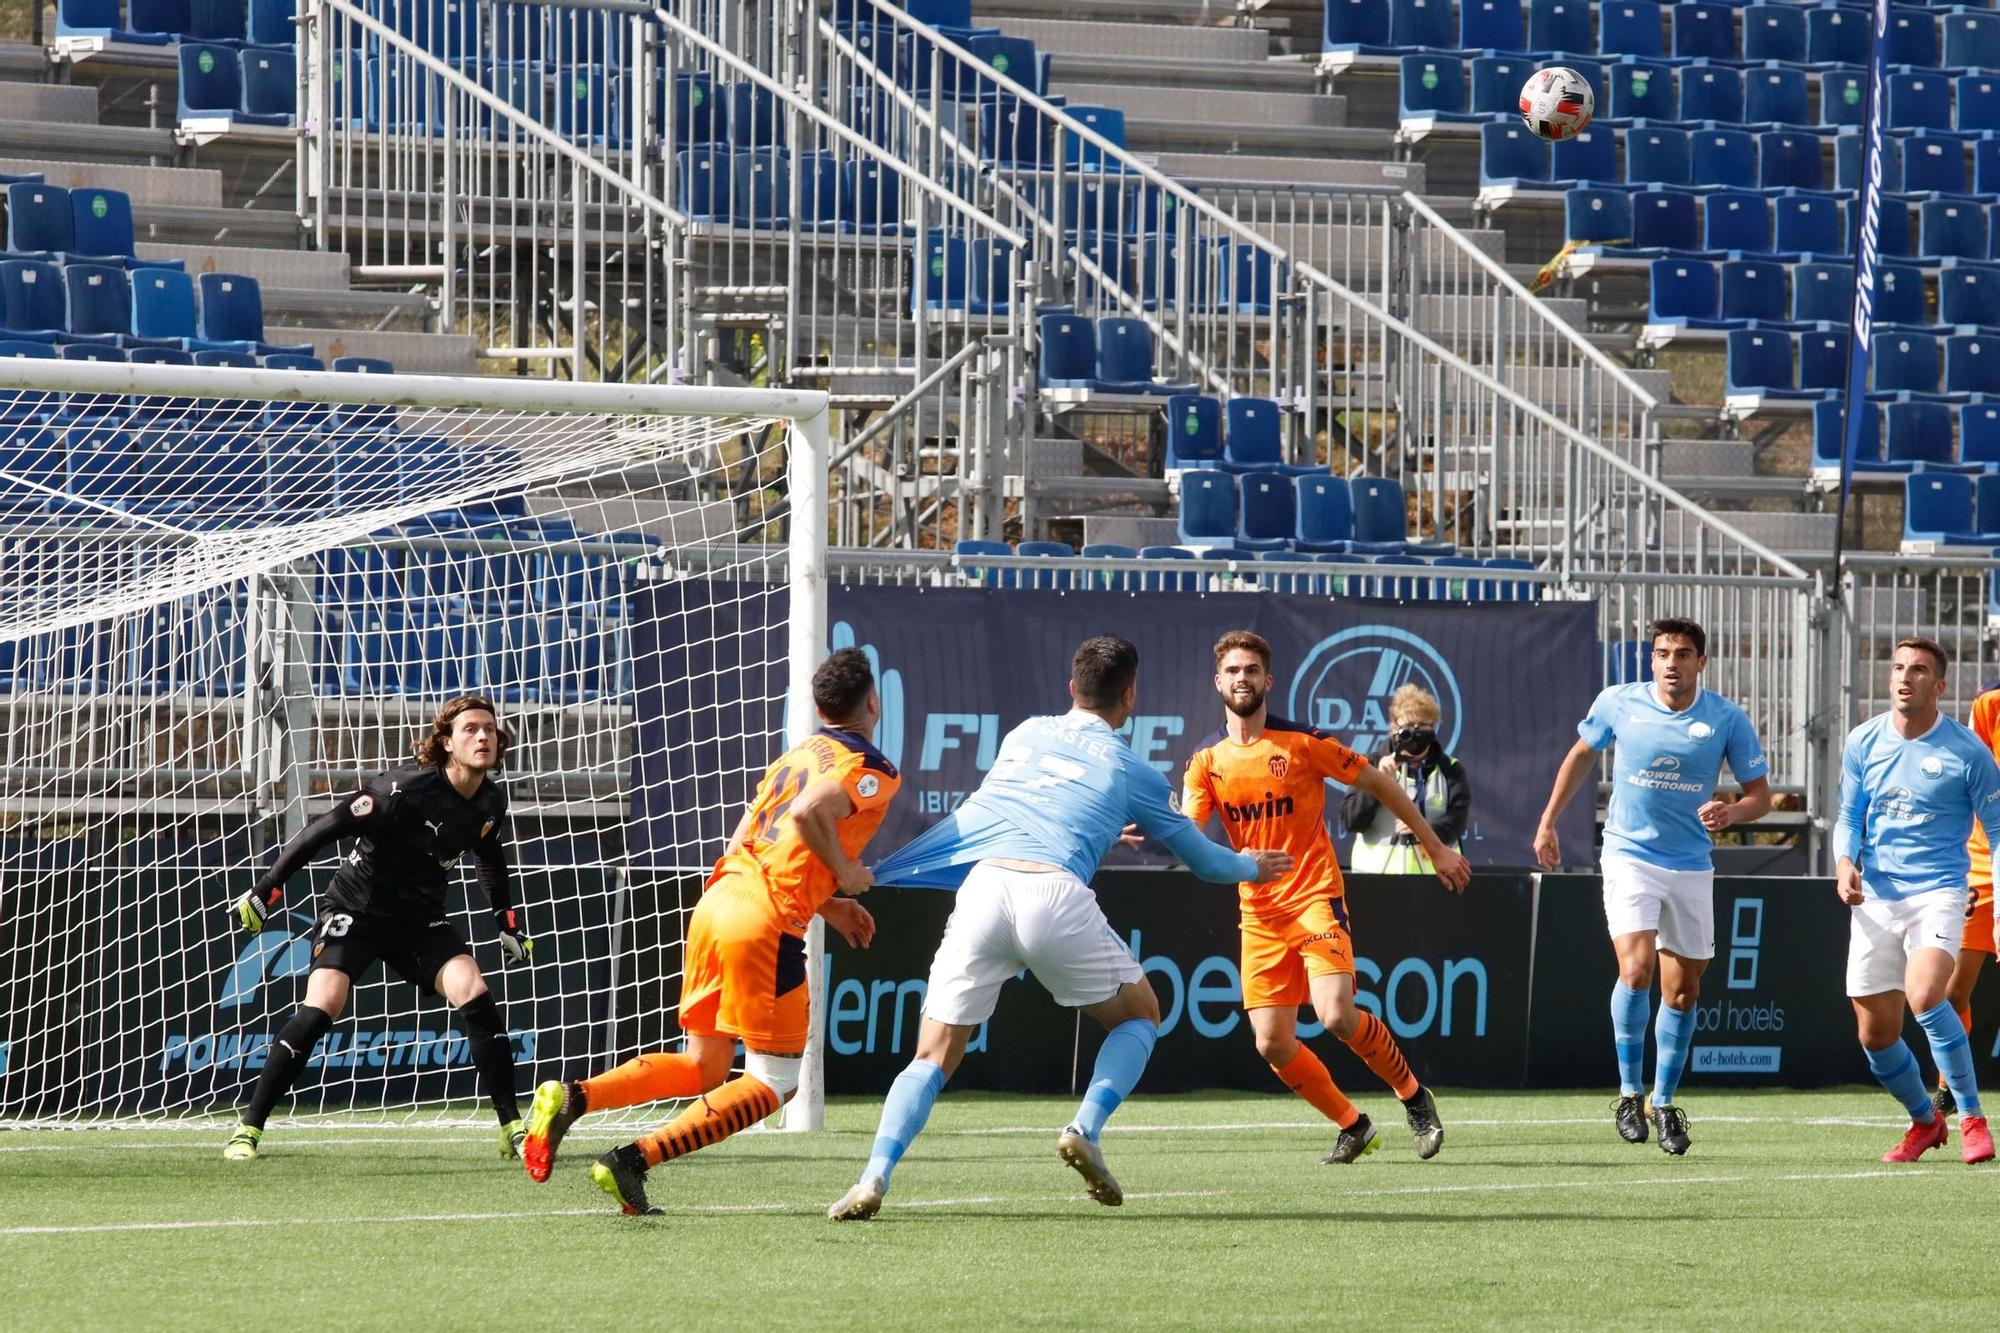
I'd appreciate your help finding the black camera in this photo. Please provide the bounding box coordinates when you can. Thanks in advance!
[1391,725,1435,757]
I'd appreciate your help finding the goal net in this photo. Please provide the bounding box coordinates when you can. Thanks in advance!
[0,357,830,1131]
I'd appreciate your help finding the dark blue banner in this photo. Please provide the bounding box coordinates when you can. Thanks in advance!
[630,584,1599,870]
[1837,0,1892,525]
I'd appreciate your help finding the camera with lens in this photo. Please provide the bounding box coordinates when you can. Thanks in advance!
[1391,725,1435,758]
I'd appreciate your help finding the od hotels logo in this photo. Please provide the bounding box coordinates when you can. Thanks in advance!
[1691,897,1786,1074]
[1287,625,1463,755]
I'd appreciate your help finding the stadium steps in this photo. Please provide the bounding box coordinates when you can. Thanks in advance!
[1153,149,1423,191]
[0,41,47,79]
[0,153,222,207]
[279,327,479,375]
[136,242,352,291]
[1047,80,1388,158]
[0,80,103,124]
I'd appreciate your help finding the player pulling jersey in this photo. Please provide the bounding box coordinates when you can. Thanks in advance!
[1935,685,2000,1118]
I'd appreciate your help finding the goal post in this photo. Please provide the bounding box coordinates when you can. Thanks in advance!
[0,357,831,1130]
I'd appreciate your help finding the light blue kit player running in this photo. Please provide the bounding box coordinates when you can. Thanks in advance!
[828,636,1292,1222]
[1836,638,2000,1167]
[1535,617,1771,1157]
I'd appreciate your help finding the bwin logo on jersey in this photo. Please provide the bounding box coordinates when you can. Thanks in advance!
[1288,626,1463,755]
[217,911,315,1011]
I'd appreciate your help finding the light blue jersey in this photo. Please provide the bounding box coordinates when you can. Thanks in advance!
[1834,711,2000,901]
[873,710,1260,889]
[1579,683,1770,872]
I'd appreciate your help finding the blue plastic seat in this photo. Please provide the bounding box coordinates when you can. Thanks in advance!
[1566,186,1633,245]
[1875,261,1927,327]
[1946,10,2000,75]
[68,186,174,270]
[1223,396,1308,476]
[1890,71,1954,136]
[1601,2,1666,59]
[130,269,209,347]
[1038,312,1095,388]
[1799,327,1850,395]
[1627,126,1692,188]
[248,0,294,47]
[981,96,1048,167]
[1094,317,1192,394]
[1904,472,1982,546]
[63,264,137,343]
[726,83,779,149]
[1608,58,1676,125]
[1959,76,2000,137]
[1874,332,1942,397]
[1744,67,1809,131]
[1691,128,1757,191]
[1459,0,1526,54]
[731,148,790,229]
[1234,470,1297,552]
[1323,0,1394,53]
[5,182,71,258]
[59,343,127,363]
[1705,192,1775,257]
[1679,62,1743,125]
[1759,133,1822,193]
[1946,334,2000,397]
[1961,404,2000,469]
[915,232,968,311]
[1165,393,1222,470]
[1978,139,2000,196]
[1470,55,1535,115]
[1887,7,1940,71]
[1293,474,1354,553]
[189,0,246,43]
[62,422,134,507]
[1350,476,1453,555]
[181,46,253,127]
[1399,54,1473,122]
[1726,328,1809,399]
[1528,0,1593,57]
[197,272,308,354]
[1920,199,1989,263]
[1060,106,1126,172]
[1388,0,1456,50]
[1720,261,1789,325]
[0,259,79,342]
[958,34,1040,102]
[1838,133,1904,194]
[1742,4,1808,64]
[1822,69,1866,131]
[57,0,172,44]
[1775,191,1845,259]
[1553,127,1618,186]
[1650,258,1722,327]
[1672,4,1738,62]
[1940,266,2000,329]
[1810,399,1892,475]
[1631,187,1701,253]
[1177,470,1237,548]
[1904,132,1970,195]
[1480,121,1564,192]
[677,147,731,223]
[240,45,296,126]
[1013,540,1075,590]
[1808,6,1871,67]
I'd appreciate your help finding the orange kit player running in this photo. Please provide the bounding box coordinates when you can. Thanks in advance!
[520,648,900,1214]
[1182,631,1473,1164]
[1937,680,2000,1120]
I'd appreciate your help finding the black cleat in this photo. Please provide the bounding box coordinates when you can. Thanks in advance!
[1651,1102,1691,1156]
[1934,1082,1957,1120]
[590,1145,662,1216]
[1614,1094,1649,1144]
[1321,1112,1381,1165]
[1401,1085,1444,1159]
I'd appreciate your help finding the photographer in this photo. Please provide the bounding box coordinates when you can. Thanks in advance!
[1340,686,1470,874]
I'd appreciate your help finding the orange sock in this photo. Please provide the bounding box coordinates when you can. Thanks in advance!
[1958,1004,1973,1037]
[579,1052,708,1114]
[635,1074,781,1167]
[1272,1044,1359,1129]
[1344,1012,1420,1101]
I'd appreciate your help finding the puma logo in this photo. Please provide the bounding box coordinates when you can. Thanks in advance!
[424,819,443,837]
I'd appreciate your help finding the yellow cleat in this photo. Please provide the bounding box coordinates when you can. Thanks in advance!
[500,1119,526,1159]
[222,1123,263,1162]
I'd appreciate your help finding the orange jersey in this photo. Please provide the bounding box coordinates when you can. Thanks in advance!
[1968,688,2000,884]
[712,727,901,925]
[1181,716,1368,920]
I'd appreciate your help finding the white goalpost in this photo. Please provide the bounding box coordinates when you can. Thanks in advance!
[0,357,831,1132]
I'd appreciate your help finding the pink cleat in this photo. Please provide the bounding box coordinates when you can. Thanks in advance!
[1882,1116,1949,1163]
[1959,1115,1994,1165]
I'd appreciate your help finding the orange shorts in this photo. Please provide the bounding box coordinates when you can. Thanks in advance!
[1240,896,1355,1011]
[1965,880,1997,956]
[676,875,810,1051]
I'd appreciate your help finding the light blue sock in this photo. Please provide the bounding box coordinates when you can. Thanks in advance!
[1071,1019,1158,1143]
[862,1059,946,1190]
[1652,1002,1696,1107]
[1866,1040,1937,1123]
[1916,1002,1983,1117]
[1610,983,1650,1096]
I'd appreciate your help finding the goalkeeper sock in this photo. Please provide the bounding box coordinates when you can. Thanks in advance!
[456,992,520,1125]
[1071,1019,1158,1143]
[864,1059,946,1190]
[635,1075,780,1167]
[580,1052,709,1112]
[242,1005,332,1130]
[1916,1001,1983,1117]
[1342,1012,1419,1101]
[1271,1043,1360,1130]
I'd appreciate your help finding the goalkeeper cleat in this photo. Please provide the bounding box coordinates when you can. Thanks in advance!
[522,1080,584,1183]
[1960,1115,1994,1165]
[1651,1102,1691,1157]
[1933,1082,1957,1120]
[1321,1113,1380,1166]
[500,1119,526,1160]
[590,1145,662,1216]
[1881,1116,1949,1164]
[222,1124,263,1162]
[1056,1127,1124,1207]
[1613,1093,1649,1144]
[1402,1085,1444,1159]
[827,1177,888,1222]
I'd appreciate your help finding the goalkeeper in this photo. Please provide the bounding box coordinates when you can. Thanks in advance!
[221,696,531,1162]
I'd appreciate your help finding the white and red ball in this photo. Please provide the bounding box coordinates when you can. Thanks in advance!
[1520,66,1594,142]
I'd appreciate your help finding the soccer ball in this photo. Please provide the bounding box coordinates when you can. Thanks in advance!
[1520,67,1594,142]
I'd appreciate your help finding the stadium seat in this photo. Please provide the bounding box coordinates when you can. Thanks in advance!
[1822,69,1866,132]
[1528,0,1593,58]
[1480,122,1567,194]
[1837,132,1905,197]
[1399,55,1476,125]
[1743,67,1809,132]
[1254,550,1323,597]
[1691,129,1757,192]
[68,187,176,271]
[1726,328,1806,401]
[181,46,259,128]
[1961,404,2000,469]
[1775,192,1845,260]
[62,264,143,345]
[1946,10,2000,75]
[1177,470,1236,548]
[1565,186,1633,246]
[1459,0,1526,54]
[1322,0,1394,53]
[59,343,126,363]
[1679,62,1743,126]
[1962,76,2000,138]
[1874,261,1927,328]
[1889,72,1954,137]
[1631,187,1701,253]
[1760,133,1823,193]
[1627,127,1692,188]
[1904,132,1970,196]
[1014,540,1075,590]
[726,83,779,148]
[1672,5,1738,62]
[5,181,73,260]
[1387,0,1455,50]
[1704,193,1775,258]
[731,148,790,229]
[1470,56,1535,116]
[1742,4,1809,65]
[57,0,172,44]
[1553,127,1617,186]
[1945,334,2000,397]
[61,422,134,507]
[189,0,246,43]
[1234,470,1296,552]
[1601,2,1666,59]
[1720,261,1789,325]
[676,147,732,223]
[956,34,1040,103]
[196,273,309,355]
[1810,399,1894,477]
[1940,266,2000,330]
[1808,6,1871,67]
[1873,333,1943,398]
[1095,318,1193,395]
[1607,58,1675,126]
[1799,327,1850,395]
[248,0,295,47]
[1648,258,1723,328]
[1293,474,1353,553]
[1165,393,1222,471]
[1792,262,1854,324]
[1920,199,1989,263]
[1887,7,1940,71]
[1350,476,1453,556]
[1904,472,1986,547]
[1060,106,1126,172]
[240,46,296,126]
[1038,312,1095,389]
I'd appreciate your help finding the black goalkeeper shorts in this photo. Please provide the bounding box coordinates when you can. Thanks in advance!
[307,908,471,991]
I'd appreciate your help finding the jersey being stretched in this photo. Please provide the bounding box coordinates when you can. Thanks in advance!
[1578,683,1769,871]
[712,726,901,926]
[1181,717,1368,920]
[1835,711,2000,901]
[1964,686,2000,884]
[872,711,1259,888]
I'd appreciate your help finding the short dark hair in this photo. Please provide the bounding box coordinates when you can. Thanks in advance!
[812,648,875,722]
[1213,630,1272,670]
[1072,635,1139,709]
[415,695,511,768]
[1895,636,1949,675]
[1647,617,1707,659]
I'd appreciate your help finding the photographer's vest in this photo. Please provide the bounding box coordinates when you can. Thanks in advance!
[1350,759,1460,874]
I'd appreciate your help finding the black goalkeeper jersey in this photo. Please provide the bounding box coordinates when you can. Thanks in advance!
[254,764,512,920]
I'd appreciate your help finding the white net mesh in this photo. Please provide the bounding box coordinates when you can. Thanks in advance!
[0,361,817,1128]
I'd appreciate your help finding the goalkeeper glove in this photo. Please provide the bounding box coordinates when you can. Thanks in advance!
[233,886,281,933]
[493,908,533,965]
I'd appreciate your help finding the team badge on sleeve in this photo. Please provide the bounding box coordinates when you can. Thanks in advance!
[857,774,880,799]
[350,794,375,817]
[480,819,496,837]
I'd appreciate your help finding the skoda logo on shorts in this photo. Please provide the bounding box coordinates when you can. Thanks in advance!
[1921,756,1944,778]
[1288,625,1463,755]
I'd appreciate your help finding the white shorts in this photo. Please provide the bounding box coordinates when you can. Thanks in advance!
[1601,855,1716,960]
[922,862,1144,1026]
[1846,890,1969,998]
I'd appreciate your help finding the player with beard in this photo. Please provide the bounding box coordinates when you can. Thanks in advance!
[1181,631,1472,1164]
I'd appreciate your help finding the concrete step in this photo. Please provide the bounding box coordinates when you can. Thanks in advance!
[1413,294,1590,334]
[1660,439,1756,480]
[1052,81,1346,130]
[0,120,180,171]
[137,241,349,290]
[0,154,223,208]
[280,326,479,376]
[0,80,100,124]
[0,43,49,81]
[998,16,1275,62]
[263,287,433,330]
[1162,150,1424,191]
[134,202,304,248]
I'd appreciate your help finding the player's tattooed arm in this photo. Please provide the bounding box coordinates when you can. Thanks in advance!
[788,778,873,895]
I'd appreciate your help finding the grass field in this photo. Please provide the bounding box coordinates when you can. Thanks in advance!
[4,1088,1993,1329]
